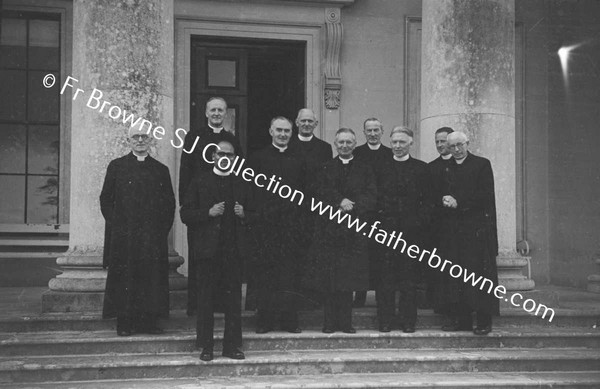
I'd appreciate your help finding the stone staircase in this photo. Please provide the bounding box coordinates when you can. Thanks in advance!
[1,308,600,388]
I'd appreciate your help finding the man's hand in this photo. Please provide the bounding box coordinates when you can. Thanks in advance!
[442,195,458,209]
[340,198,355,212]
[234,201,245,218]
[209,201,225,217]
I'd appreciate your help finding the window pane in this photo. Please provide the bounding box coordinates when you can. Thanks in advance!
[0,175,25,223]
[0,70,27,121]
[28,125,59,175]
[0,124,27,174]
[28,71,60,122]
[27,175,58,224]
[208,59,236,87]
[224,107,236,135]
[0,18,27,68]
[29,20,60,70]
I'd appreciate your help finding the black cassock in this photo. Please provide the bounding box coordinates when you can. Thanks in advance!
[354,143,392,291]
[435,152,499,317]
[178,126,243,315]
[376,156,433,327]
[100,152,175,319]
[248,144,305,326]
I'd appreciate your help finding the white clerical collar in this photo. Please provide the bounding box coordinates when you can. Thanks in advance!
[368,143,381,150]
[339,156,354,164]
[273,143,287,153]
[298,134,313,142]
[393,154,410,162]
[208,124,224,134]
[442,154,452,160]
[213,167,231,176]
[133,152,147,161]
[455,156,467,164]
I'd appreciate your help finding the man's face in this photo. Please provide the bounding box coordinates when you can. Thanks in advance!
[447,137,469,160]
[364,121,383,145]
[205,99,227,128]
[435,132,450,156]
[128,133,151,154]
[391,132,413,158]
[335,132,357,159]
[269,119,293,147]
[296,110,318,137]
[213,142,236,171]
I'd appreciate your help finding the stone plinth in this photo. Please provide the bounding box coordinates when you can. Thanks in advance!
[497,252,535,291]
[420,0,533,289]
[587,258,600,294]
[43,0,184,313]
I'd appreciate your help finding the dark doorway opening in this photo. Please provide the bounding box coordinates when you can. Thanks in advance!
[190,36,306,156]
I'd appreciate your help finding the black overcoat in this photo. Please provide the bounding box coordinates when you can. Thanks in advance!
[435,152,500,316]
[100,153,175,319]
[376,156,434,288]
[304,157,376,293]
[180,171,255,287]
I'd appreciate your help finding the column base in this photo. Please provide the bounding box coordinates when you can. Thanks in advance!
[42,290,188,313]
[497,252,535,291]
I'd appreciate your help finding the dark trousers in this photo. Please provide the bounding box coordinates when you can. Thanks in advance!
[324,291,353,330]
[256,287,298,330]
[187,229,197,316]
[377,278,417,328]
[196,267,242,350]
[446,303,492,327]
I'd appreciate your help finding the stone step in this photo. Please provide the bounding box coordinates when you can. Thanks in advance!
[1,348,599,384]
[2,328,599,357]
[2,308,597,333]
[4,371,600,388]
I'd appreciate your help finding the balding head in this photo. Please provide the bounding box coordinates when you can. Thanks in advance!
[447,131,469,160]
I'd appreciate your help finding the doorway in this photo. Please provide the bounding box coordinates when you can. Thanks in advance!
[190,37,306,156]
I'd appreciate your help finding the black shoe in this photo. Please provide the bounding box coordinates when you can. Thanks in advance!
[199,348,213,361]
[284,326,302,334]
[402,325,415,333]
[322,327,335,334]
[255,326,272,334]
[473,325,492,335]
[117,329,132,337]
[342,327,356,334]
[379,325,391,333]
[222,347,245,360]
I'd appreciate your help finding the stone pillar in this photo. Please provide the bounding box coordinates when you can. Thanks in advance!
[420,0,534,291]
[42,0,186,313]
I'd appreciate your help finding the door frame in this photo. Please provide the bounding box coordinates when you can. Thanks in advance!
[174,18,323,271]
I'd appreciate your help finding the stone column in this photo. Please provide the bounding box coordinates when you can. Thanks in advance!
[42,0,186,313]
[420,0,534,291]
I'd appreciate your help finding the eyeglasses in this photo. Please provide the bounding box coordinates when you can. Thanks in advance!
[216,151,235,158]
[448,142,466,150]
[131,134,150,142]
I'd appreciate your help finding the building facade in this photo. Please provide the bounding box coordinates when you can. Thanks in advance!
[1,0,599,311]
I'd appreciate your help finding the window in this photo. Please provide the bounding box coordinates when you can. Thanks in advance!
[0,11,61,224]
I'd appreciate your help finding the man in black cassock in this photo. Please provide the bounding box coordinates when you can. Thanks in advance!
[288,108,332,298]
[101,128,175,336]
[248,116,306,334]
[304,128,376,333]
[179,97,243,316]
[376,126,433,333]
[181,141,252,362]
[424,126,455,309]
[352,117,391,307]
[435,131,499,335]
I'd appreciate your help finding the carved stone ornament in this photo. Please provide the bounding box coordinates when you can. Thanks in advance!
[324,88,341,109]
[324,8,342,110]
